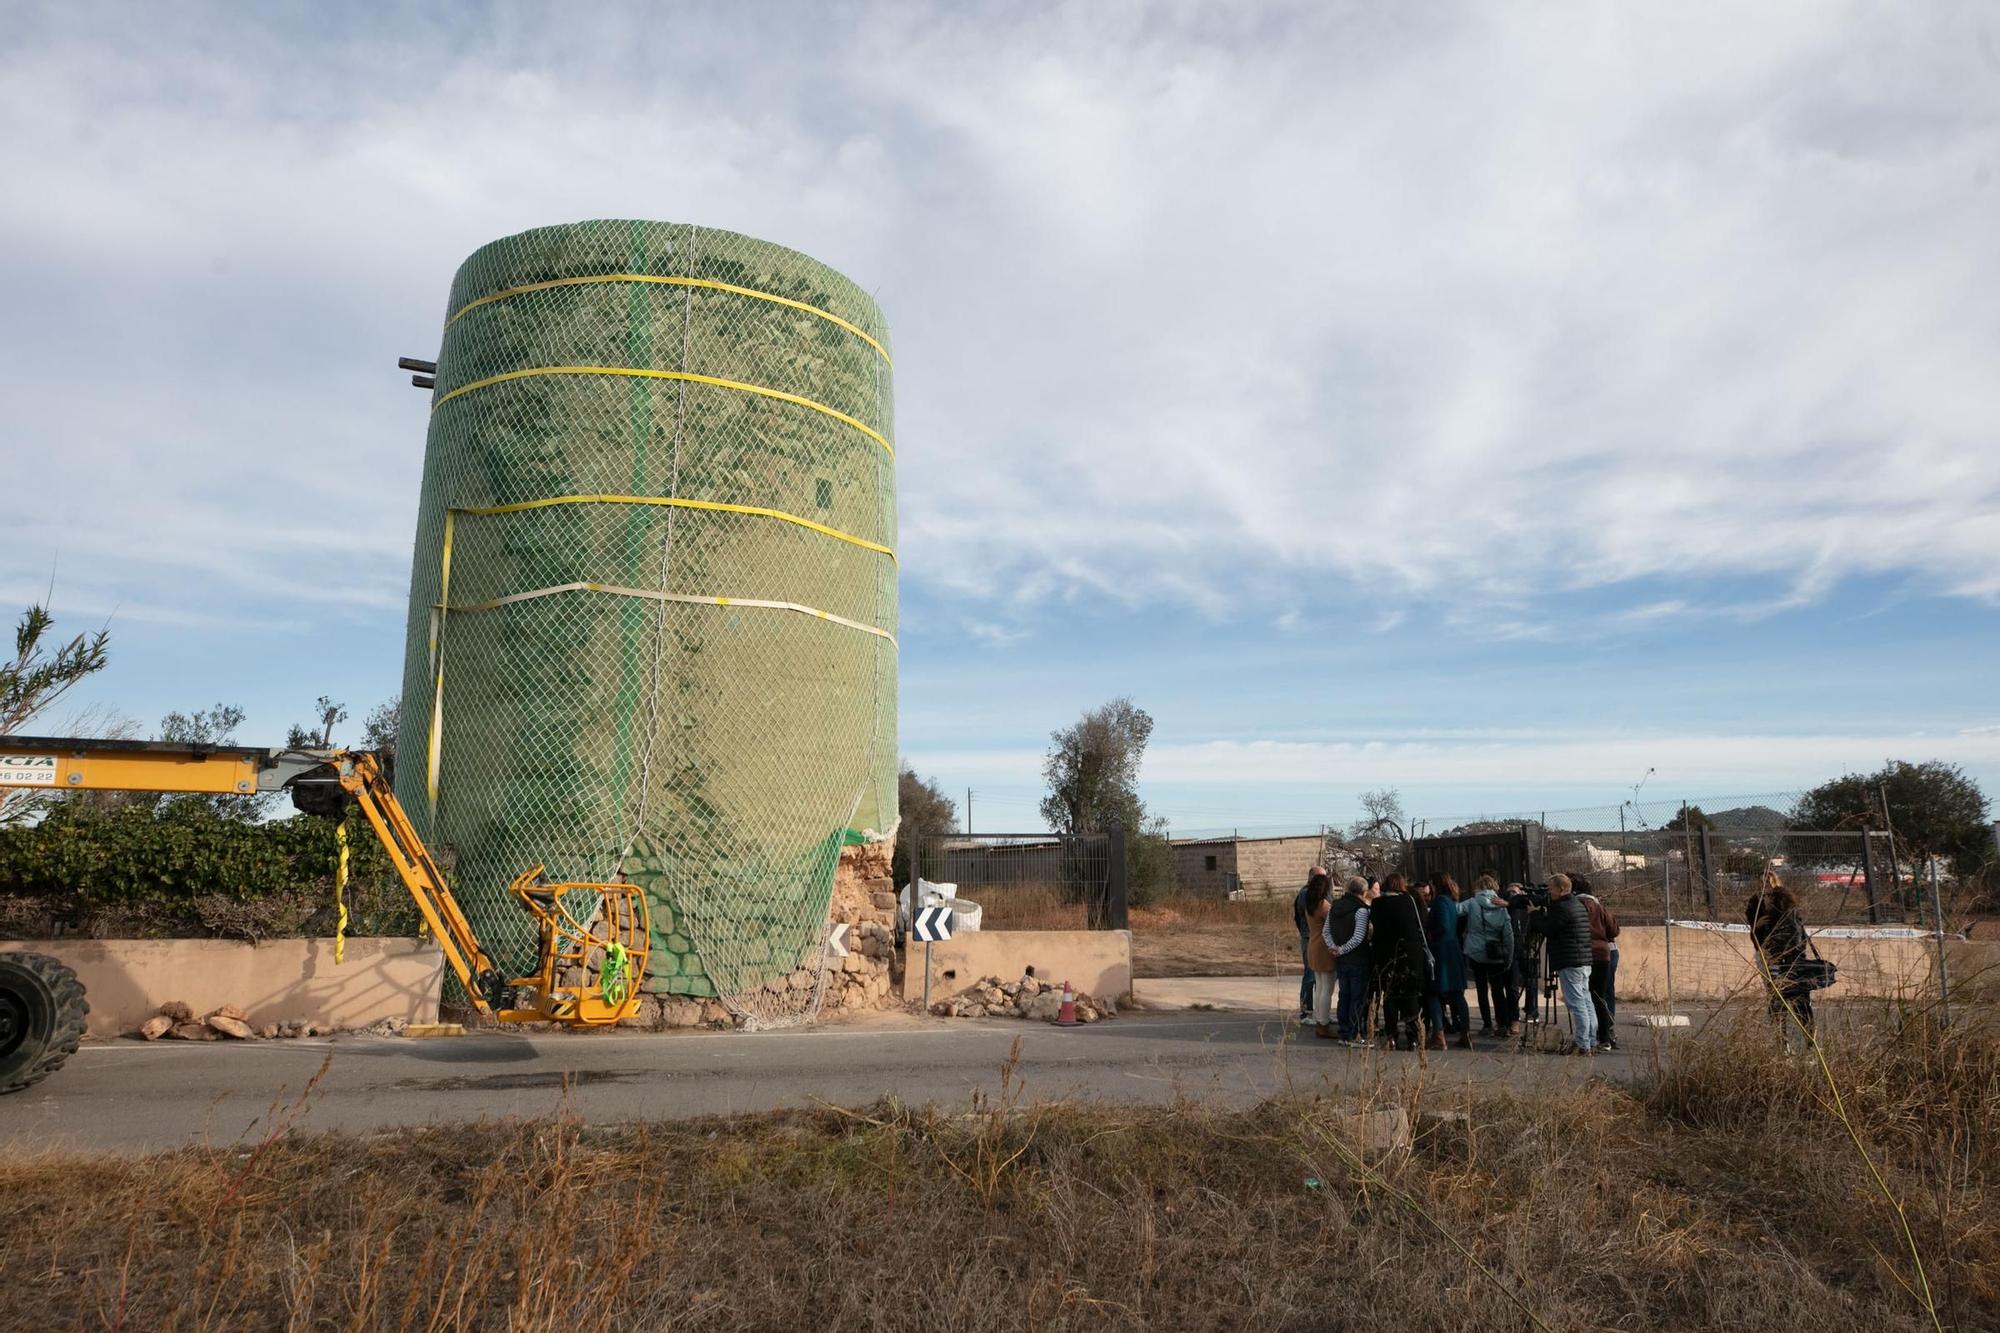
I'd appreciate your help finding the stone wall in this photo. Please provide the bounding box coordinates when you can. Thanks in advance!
[619,837,903,1030]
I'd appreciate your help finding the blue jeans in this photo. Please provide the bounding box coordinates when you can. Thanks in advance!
[1298,934,1314,1015]
[1335,957,1371,1040]
[1558,965,1596,1051]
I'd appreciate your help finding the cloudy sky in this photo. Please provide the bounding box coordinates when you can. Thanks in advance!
[3,1,1996,832]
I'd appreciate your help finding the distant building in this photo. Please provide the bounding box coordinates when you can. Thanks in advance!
[1172,835,1325,898]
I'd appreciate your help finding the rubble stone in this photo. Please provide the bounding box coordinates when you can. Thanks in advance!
[169,1022,216,1041]
[139,1015,173,1041]
[209,1003,248,1022]
[158,1000,194,1024]
[207,1015,256,1040]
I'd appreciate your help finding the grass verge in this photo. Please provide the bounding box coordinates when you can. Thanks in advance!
[2,1018,1997,1330]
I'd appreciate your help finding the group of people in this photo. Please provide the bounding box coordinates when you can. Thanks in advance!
[1293,868,1622,1055]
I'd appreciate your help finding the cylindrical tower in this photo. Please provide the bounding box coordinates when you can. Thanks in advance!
[397,220,897,1022]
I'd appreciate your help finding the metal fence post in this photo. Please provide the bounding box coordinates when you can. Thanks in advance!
[1663,852,1675,1024]
[1929,858,1951,1028]
[1697,827,1716,918]
[1861,830,1882,925]
[1104,824,1129,931]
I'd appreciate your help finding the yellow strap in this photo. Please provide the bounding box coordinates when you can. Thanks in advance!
[431,366,893,459]
[426,510,455,816]
[452,494,895,560]
[445,580,898,644]
[333,821,349,965]
[445,273,893,368]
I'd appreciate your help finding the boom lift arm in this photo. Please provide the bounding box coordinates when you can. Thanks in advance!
[0,736,649,1028]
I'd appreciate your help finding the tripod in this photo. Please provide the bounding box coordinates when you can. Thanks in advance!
[1517,946,1569,1053]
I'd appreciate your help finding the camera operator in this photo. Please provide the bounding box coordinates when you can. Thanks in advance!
[1506,883,1545,1026]
[1544,874,1598,1054]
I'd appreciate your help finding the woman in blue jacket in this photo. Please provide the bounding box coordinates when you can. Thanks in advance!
[1425,874,1471,1049]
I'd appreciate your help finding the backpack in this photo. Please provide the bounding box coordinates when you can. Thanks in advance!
[1477,898,1509,965]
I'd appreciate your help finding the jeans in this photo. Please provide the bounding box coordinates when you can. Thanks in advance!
[1589,958,1616,1047]
[1298,934,1314,1016]
[1311,970,1334,1025]
[1557,965,1596,1051]
[1335,958,1371,1040]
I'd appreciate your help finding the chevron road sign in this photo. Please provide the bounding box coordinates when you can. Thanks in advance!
[912,904,955,943]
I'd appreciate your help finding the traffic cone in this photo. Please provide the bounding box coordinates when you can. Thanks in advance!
[1055,980,1079,1027]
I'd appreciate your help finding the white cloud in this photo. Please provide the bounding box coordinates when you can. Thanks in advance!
[914,727,2000,797]
[0,1,1994,635]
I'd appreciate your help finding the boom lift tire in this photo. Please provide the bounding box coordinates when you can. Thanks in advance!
[0,952,88,1095]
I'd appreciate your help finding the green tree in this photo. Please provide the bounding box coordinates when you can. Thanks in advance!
[1791,761,1991,874]
[1664,804,1713,834]
[1040,698,1170,903]
[1,602,111,824]
[1,602,108,736]
[893,765,957,887]
[286,696,348,749]
[1041,698,1153,836]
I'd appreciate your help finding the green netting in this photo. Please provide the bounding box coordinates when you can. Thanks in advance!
[395,220,897,1024]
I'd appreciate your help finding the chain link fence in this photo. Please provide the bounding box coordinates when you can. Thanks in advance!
[396,220,897,1027]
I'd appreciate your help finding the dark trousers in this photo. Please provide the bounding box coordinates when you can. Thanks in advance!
[1297,934,1313,1016]
[1381,991,1422,1050]
[1335,957,1371,1040]
[1470,960,1517,1029]
[1518,951,1542,1020]
[1589,958,1615,1046]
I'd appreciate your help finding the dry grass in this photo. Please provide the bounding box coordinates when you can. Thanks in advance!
[3,1020,1998,1331]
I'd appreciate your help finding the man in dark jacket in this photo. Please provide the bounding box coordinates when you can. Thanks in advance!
[1543,874,1597,1053]
[1367,873,1432,1050]
[1506,883,1543,1024]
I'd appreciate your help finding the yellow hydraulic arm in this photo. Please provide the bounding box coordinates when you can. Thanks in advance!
[0,736,649,1027]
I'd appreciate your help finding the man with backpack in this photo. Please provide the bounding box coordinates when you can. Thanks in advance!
[1461,874,1518,1038]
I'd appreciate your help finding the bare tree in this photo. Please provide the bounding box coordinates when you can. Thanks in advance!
[1349,787,1408,841]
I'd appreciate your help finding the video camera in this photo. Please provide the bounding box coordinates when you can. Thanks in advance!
[1513,883,1553,908]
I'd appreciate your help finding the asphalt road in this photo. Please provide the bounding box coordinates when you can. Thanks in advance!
[0,1012,1662,1152]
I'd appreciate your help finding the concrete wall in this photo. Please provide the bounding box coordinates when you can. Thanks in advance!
[1171,841,1237,898]
[0,937,443,1038]
[1612,926,1999,1002]
[904,929,1132,1004]
[1232,837,1323,894]
[1171,836,1323,899]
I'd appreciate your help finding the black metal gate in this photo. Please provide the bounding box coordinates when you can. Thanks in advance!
[1408,827,1535,890]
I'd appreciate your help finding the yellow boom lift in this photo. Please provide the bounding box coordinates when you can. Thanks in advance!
[0,736,650,1093]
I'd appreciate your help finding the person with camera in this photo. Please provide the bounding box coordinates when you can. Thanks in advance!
[1506,883,1544,1026]
[1747,873,1817,1052]
[1368,872,1433,1051]
[1544,874,1597,1054]
[1462,874,1518,1038]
